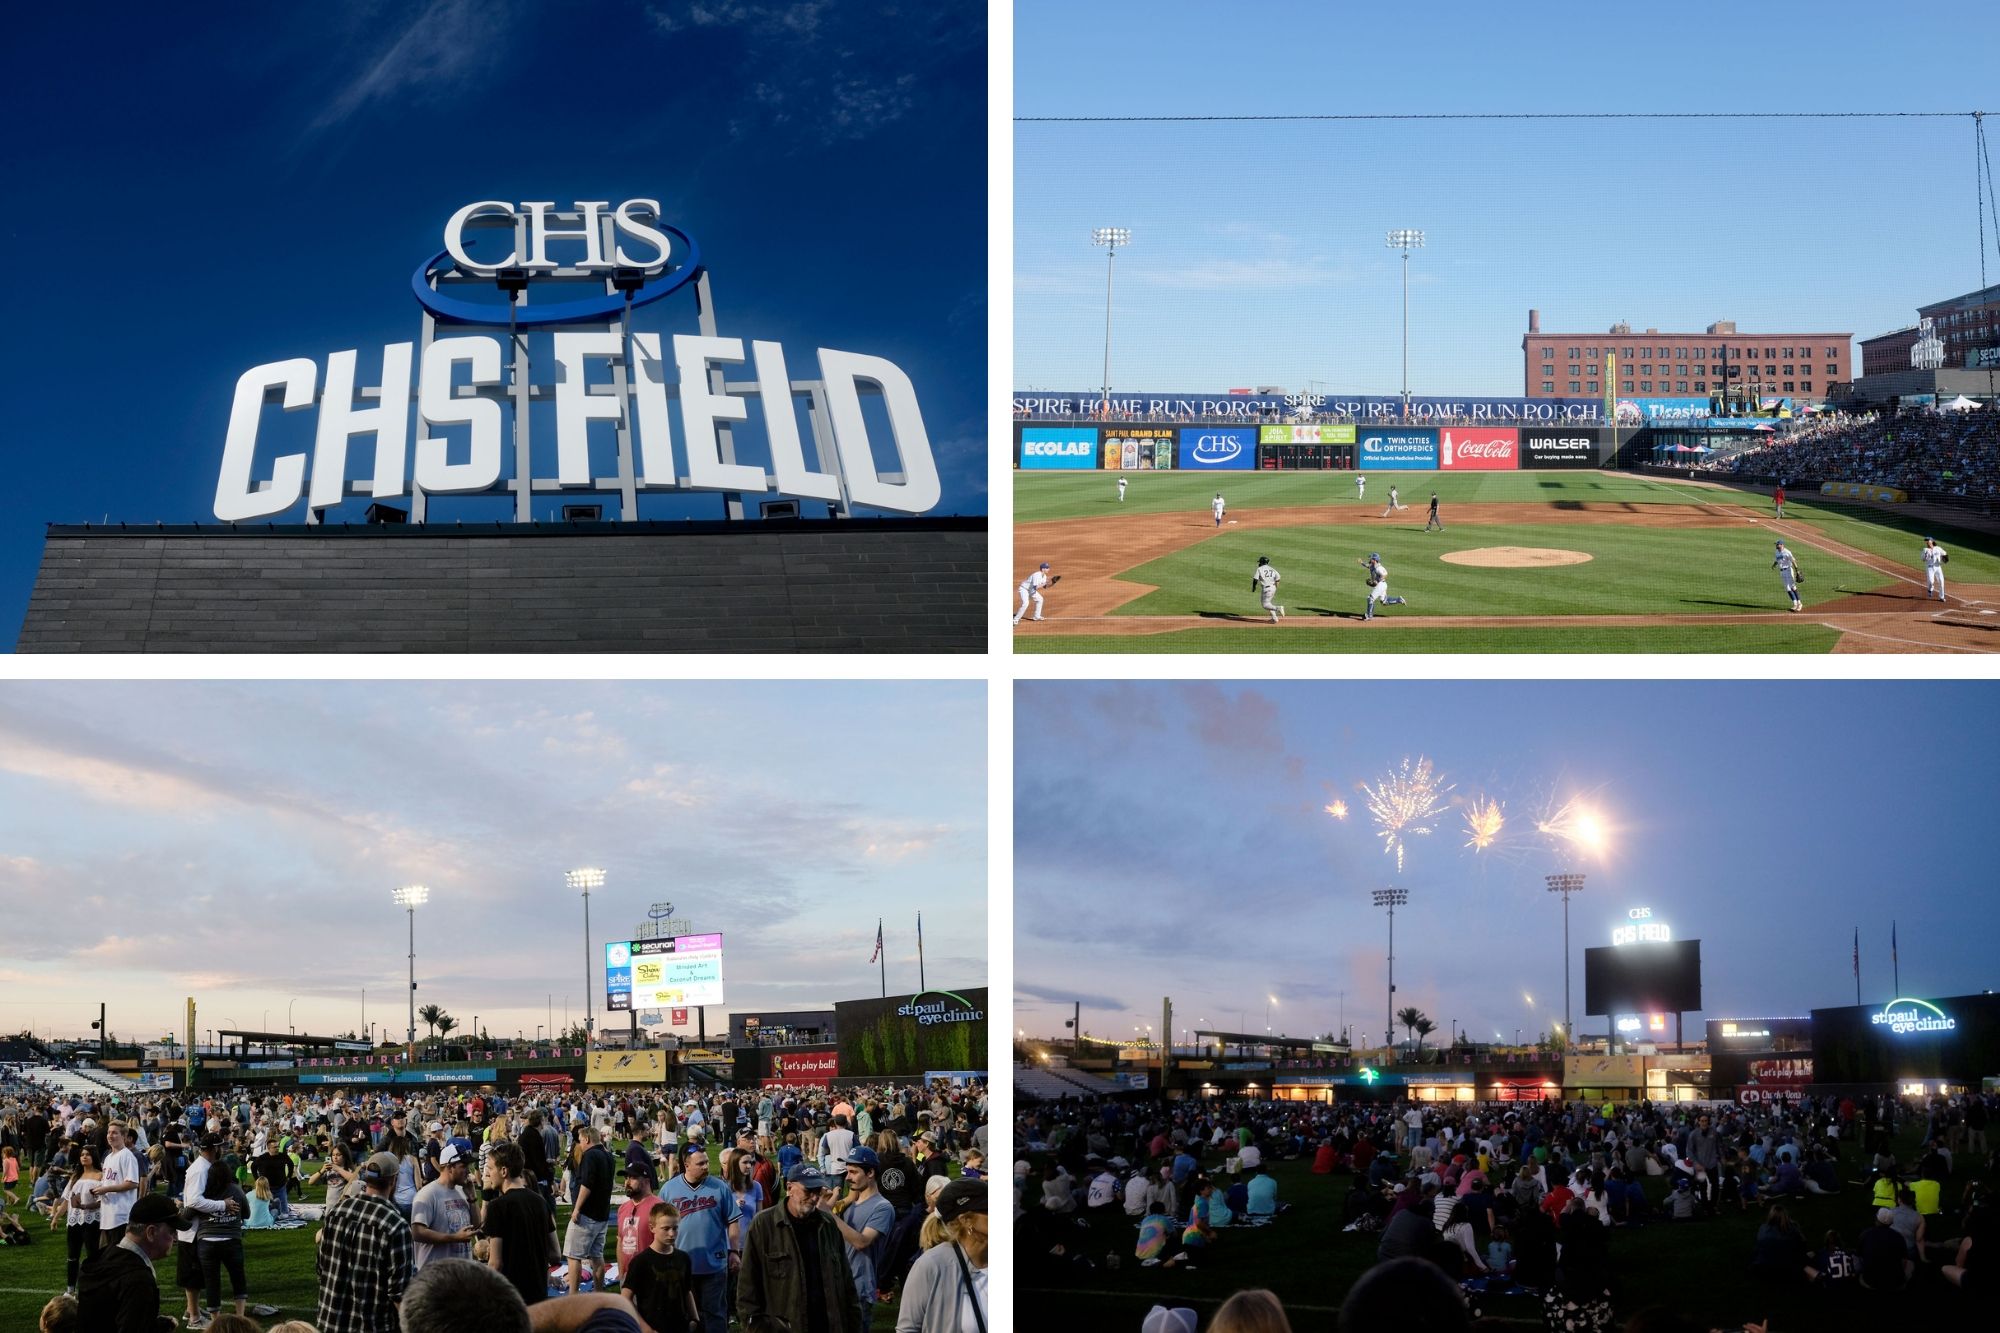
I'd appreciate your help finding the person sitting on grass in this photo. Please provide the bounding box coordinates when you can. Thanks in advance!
[1485,1221,1515,1280]
[1749,1203,1818,1284]
[1244,1163,1280,1218]
[1802,1147,1839,1196]
[1436,1199,1489,1279]
[1814,1227,1859,1284]
[1181,1177,1218,1256]
[1857,1208,1912,1292]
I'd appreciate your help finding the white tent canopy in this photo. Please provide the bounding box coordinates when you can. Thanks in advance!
[1942,394,1983,411]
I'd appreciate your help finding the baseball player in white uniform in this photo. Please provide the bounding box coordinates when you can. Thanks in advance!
[1361,553,1407,620]
[1117,476,1128,502]
[1252,556,1284,623]
[1921,537,1949,601]
[1772,540,1802,612]
[1379,483,1405,517]
[1212,493,1226,527]
[1356,474,1366,501]
[1014,562,1052,624]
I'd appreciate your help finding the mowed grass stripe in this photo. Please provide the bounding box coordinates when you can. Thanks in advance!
[1014,624,1844,653]
[1110,524,1888,619]
[1778,500,2000,584]
[1015,470,1764,521]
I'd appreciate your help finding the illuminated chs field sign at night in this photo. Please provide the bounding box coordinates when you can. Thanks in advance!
[214,198,940,523]
[605,933,725,1011]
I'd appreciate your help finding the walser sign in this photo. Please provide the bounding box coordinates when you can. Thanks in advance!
[1521,427,1606,469]
[215,199,940,523]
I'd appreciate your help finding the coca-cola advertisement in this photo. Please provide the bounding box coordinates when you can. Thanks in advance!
[768,1050,839,1085]
[1438,428,1518,470]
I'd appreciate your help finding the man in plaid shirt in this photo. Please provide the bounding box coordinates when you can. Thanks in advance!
[316,1150,415,1333]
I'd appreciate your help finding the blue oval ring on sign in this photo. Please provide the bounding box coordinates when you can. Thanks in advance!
[410,224,703,327]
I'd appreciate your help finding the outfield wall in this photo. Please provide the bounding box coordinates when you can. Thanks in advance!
[1017,422,1622,471]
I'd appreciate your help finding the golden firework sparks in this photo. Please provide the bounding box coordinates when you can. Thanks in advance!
[1324,800,1349,820]
[1538,797,1610,857]
[1362,755,1452,873]
[1463,795,1505,851]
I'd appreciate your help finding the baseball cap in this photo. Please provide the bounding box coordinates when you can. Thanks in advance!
[437,1142,470,1167]
[129,1193,181,1228]
[935,1178,986,1222]
[1039,562,1050,570]
[1142,1306,1197,1333]
[841,1145,881,1171]
[1257,555,1269,565]
[786,1164,830,1189]
[198,1133,224,1151]
[1370,553,1379,560]
[359,1152,401,1188]
[428,1121,444,1133]
[624,1160,658,1185]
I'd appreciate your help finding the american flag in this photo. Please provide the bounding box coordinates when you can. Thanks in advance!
[869,921,883,964]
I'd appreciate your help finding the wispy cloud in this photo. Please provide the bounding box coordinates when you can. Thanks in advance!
[302,0,510,139]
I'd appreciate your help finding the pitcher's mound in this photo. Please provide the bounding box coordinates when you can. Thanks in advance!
[1441,546,1593,568]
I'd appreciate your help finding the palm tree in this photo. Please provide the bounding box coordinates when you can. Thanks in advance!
[417,1004,444,1042]
[435,1015,458,1047]
[1396,1006,1424,1050]
[1413,1015,1438,1060]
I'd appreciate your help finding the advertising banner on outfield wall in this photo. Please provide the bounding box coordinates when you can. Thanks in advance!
[1020,427,1099,469]
[1179,426,1258,469]
[1520,429,1604,468]
[1357,428,1438,469]
[1104,426,1176,470]
[1438,428,1517,470]
[1016,392,1604,421]
[1260,424,1357,444]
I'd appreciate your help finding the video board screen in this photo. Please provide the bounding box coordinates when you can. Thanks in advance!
[1584,940,1701,1015]
[606,933,724,1011]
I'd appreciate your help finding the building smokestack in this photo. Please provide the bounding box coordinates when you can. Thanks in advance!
[1529,308,1541,334]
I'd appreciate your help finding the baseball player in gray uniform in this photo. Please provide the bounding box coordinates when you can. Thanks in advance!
[1212,493,1226,527]
[1921,537,1949,601]
[1356,474,1366,501]
[1014,562,1053,624]
[1252,556,1284,623]
[1117,476,1127,503]
[1772,541,1802,612]
[1379,484,1405,517]
[1361,553,1407,620]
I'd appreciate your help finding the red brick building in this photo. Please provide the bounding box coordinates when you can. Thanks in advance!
[1858,325,1921,378]
[1521,311,1851,403]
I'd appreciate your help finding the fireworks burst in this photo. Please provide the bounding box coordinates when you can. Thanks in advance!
[1362,755,1452,873]
[1463,795,1505,851]
[1324,799,1349,821]
[1538,796,1610,858]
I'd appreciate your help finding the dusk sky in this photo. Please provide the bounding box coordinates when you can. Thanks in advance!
[1,1,986,643]
[0,681,985,1048]
[1014,0,1995,398]
[1015,681,1997,1050]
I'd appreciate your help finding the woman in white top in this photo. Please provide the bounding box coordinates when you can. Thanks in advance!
[309,1141,358,1212]
[52,1143,102,1294]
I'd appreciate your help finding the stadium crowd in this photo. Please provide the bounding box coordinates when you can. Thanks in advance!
[1722,410,2000,502]
[2,1068,989,1333]
[1014,1086,1992,1331]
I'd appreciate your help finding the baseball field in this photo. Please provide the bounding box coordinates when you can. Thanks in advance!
[1012,470,2000,653]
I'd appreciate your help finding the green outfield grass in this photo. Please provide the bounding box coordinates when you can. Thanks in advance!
[1109,524,1889,620]
[1018,1120,1970,1332]
[1777,500,2000,584]
[1016,469,1760,522]
[1015,624,1845,653]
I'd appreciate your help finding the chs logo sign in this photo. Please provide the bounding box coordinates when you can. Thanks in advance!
[215,198,938,523]
[1178,426,1257,470]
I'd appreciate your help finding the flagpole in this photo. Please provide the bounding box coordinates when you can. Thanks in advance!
[879,917,886,997]
[1892,920,1899,996]
[918,911,926,991]
[1853,926,1860,1004]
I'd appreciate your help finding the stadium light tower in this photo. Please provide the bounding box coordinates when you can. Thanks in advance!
[391,885,428,1061]
[1092,227,1131,411]
[1371,887,1411,1049]
[567,868,607,1045]
[1385,229,1426,421]
[1546,873,1586,1044]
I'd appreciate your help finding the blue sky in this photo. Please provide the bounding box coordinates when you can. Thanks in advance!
[1015,681,1998,1049]
[1014,0,1997,398]
[0,1,985,643]
[0,680,985,1047]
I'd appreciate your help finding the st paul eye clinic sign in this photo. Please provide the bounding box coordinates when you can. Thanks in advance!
[214,198,940,523]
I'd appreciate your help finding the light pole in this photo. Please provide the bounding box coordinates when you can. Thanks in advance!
[1386,229,1425,421]
[392,885,428,1061]
[287,999,296,1034]
[1092,227,1130,412]
[567,868,606,1046]
[1546,874,1586,1045]
[1371,887,1410,1049]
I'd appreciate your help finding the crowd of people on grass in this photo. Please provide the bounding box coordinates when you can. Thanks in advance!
[1721,411,2000,501]
[2,1072,989,1333]
[1015,1087,1992,1331]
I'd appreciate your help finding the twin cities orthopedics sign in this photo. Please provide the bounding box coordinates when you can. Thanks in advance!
[214,198,940,521]
[1870,997,1957,1036]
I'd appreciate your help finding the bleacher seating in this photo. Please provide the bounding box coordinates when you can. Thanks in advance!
[1016,1064,1125,1099]
[10,1065,144,1100]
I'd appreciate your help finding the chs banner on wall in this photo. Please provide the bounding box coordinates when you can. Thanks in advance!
[1178,426,1258,469]
[1020,427,1099,469]
[1438,428,1517,470]
[1356,429,1439,470]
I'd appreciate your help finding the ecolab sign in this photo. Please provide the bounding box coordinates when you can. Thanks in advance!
[1439,428,1517,470]
[1019,427,1098,470]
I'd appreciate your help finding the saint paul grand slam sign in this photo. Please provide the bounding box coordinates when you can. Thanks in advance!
[18,198,981,652]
